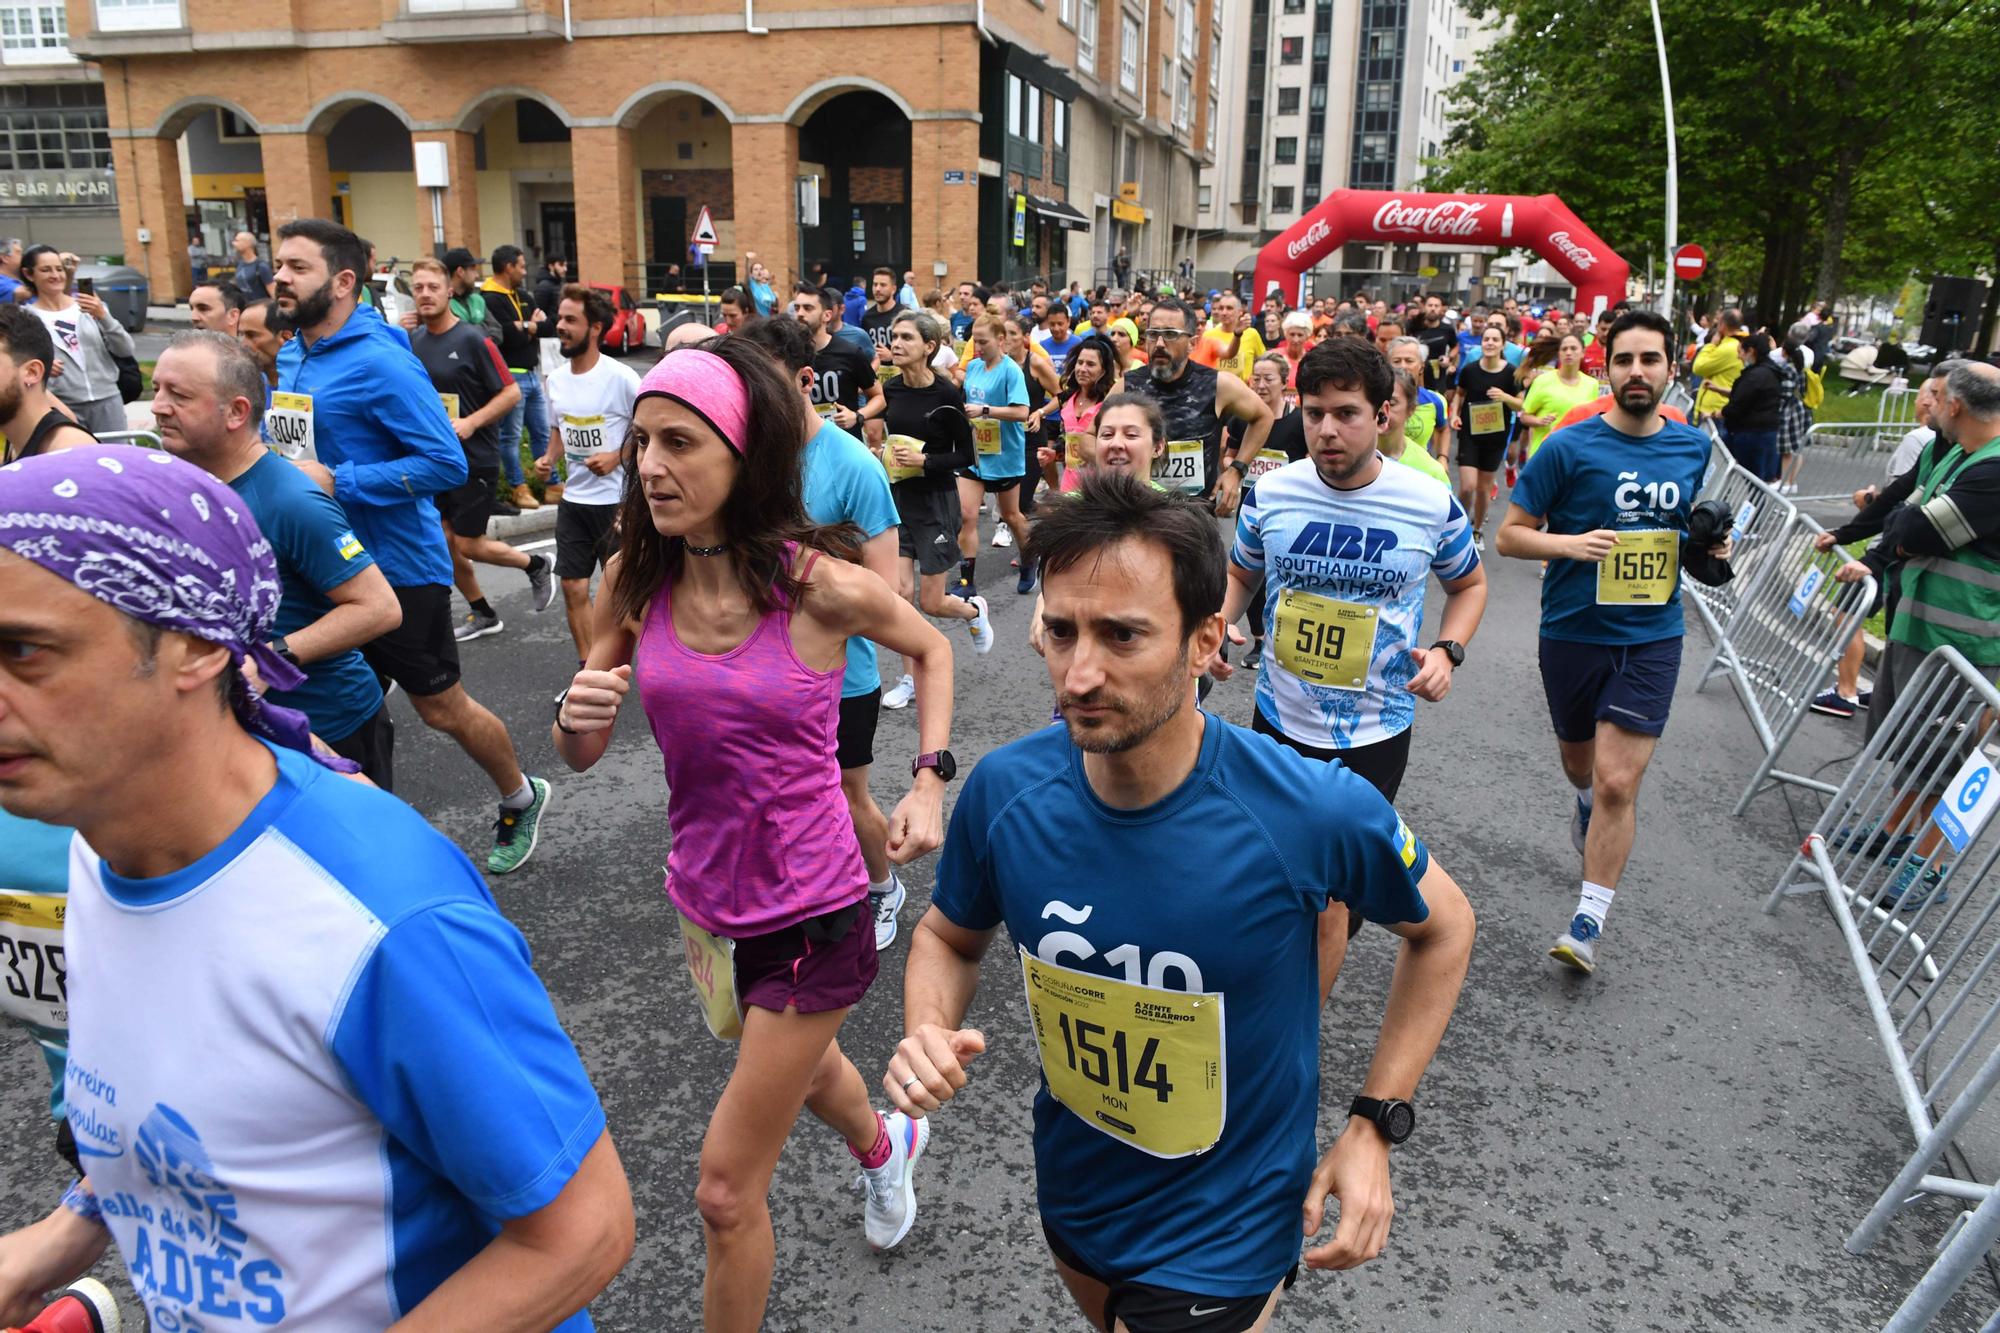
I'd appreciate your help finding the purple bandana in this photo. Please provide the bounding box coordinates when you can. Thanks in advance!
[0,446,358,772]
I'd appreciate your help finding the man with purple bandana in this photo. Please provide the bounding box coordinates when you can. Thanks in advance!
[0,447,634,1329]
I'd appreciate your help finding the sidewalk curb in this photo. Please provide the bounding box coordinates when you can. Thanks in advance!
[1863,631,1884,669]
[491,506,558,541]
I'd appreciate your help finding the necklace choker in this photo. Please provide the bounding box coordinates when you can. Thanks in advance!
[684,540,729,557]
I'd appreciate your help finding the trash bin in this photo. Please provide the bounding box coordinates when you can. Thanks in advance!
[74,263,148,333]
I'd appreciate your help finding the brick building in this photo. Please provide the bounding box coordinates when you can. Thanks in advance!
[63,0,1216,300]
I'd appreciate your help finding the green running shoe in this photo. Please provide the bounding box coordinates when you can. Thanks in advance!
[487,776,551,875]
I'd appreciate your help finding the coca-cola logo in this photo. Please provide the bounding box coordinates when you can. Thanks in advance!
[1370,198,1486,238]
[1286,218,1330,262]
[1548,230,1598,271]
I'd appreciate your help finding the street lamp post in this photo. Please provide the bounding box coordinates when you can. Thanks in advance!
[1650,0,1679,321]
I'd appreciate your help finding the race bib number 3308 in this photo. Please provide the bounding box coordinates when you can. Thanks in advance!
[1020,947,1225,1159]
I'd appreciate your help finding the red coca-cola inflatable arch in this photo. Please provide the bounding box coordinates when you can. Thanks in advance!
[1251,189,1630,315]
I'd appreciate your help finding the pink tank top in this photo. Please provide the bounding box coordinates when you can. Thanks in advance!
[634,549,867,938]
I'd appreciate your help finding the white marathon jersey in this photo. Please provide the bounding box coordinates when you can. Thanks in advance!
[1232,455,1477,750]
[547,354,642,507]
[63,744,604,1331]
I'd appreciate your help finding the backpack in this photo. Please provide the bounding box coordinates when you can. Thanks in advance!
[1802,364,1825,410]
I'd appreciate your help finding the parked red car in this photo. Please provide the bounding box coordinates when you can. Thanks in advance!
[586,281,647,354]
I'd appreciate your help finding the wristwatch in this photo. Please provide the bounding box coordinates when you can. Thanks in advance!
[1429,639,1466,669]
[1350,1096,1415,1145]
[1226,457,1249,478]
[268,638,300,670]
[553,686,580,736]
[912,750,958,782]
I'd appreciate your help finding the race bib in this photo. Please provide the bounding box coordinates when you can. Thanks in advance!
[1020,948,1224,1159]
[877,364,903,385]
[438,393,460,421]
[0,892,67,1032]
[1596,529,1680,605]
[1150,439,1204,495]
[1244,448,1290,480]
[814,402,839,420]
[1064,431,1091,470]
[678,913,742,1041]
[973,417,1003,455]
[268,391,314,460]
[1469,402,1505,436]
[1272,589,1377,690]
[560,412,612,456]
[883,433,927,482]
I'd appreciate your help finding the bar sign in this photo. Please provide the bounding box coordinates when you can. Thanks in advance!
[1933,752,1999,854]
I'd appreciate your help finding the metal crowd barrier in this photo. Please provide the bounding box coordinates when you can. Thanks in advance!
[1794,417,1922,510]
[1689,441,1877,813]
[95,429,163,451]
[1765,646,2000,1326]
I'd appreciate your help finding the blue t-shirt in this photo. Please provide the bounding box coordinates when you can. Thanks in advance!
[1040,331,1084,375]
[1233,456,1478,748]
[65,744,604,1330]
[1456,327,1483,365]
[931,715,1430,1296]
[830,323,874,358]
[0,272,20,304]
[950,311,974,340]
[1510,413,1712,645]
[228,451,385,743]
[1502,343,1525,367]
[0,808,73,1119]
[802,419,901,698]
[960,354,1029,481]
[235,257,274,299]
[748,278,776,316]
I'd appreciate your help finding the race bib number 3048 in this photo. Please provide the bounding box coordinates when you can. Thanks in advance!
[267,392,314,460]
[1020,947,1225,1159]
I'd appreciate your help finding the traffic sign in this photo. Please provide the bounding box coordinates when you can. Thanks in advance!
[1673,243,1706,279]
[691,204,718,252]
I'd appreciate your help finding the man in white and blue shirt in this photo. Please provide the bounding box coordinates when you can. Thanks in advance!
[1217,338,1488,802]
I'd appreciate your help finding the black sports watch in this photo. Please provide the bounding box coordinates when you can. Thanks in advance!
[268,638,301,670]
[1226,457,1249,478]
[553,686,580,736]
[912,750,958,782]
[1350,1096,1415,1145]
[1429,639,1466,669]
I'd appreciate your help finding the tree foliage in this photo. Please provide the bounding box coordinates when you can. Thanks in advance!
[1434,0,2000,336]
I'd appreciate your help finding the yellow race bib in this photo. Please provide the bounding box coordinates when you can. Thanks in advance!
[268,391,314,459]
[0,892,66,1032]
[1064,431,1091,470]
[973,417,1003,455]
[1021,947,1225,1159]
[678,913,742,1041]
[813,402,839,420]
[438,392,460,422]
[1150,439,1204,495]
[1596,529,1680,605]
[883,433,927,482]
[1244,448,1290,480]
[1272,589,1378,690]
[1468,402,1505,436]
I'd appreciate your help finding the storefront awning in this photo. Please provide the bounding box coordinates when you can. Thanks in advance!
[1030,194,1089,231]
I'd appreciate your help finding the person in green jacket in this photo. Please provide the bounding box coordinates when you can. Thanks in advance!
[1834,359,2000,905]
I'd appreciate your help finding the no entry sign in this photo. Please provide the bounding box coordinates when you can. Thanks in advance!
[1673,243,1707,280]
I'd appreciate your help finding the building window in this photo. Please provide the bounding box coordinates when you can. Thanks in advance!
[216,109,256,142]
[0,84,110,170]
[1362,80,1394,110]
[1272,185,1294,212]
[93,0,178,30]
[1283,0,1303,10]
[1120,11,1141,92]
[1173,68,1191,130]
[0,4,69,64]
[1277,86,1299,114]
[1210,26,1221,88]
[1007,73,1021,137]
[1455,23,1466,36]
[1054,97,1068,151]
[1311,30,1329,58]
[1206,94,1217,151]
[1199,183,1212,210]
[1078,0,1097,72]
[1027,83,1042,143]
[1279,35,1301,63]
[1059,0,1075,24]
[1360,132,1390,160]
[1451,58,1463,73]
[1309,82,1327,110]
[1177,1,1194,60]
[1274,136,1297,164]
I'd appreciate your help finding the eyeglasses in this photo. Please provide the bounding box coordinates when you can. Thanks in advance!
[1141,329,1189,343]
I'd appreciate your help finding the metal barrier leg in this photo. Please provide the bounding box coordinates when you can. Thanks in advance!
[1849,1038,2000,1254]
[1881,1188,2000,1332]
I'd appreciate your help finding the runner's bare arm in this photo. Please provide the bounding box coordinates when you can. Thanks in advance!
[1216,370,1274,462]
[1407,566,1486,703]
[1493,503,1615,563]
[388,1130,633,1333]
[281,560,401,664]
[1206,561,1261,678]
[887,908,996,1117]
[0,1198,112,1325]
[1302,858,1473,1272]
[552,554,639,770]
[459,377,520,435]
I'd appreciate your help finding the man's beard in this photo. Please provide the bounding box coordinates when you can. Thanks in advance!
[1617,377,1664,412]
[0,376,22,424]
[560,337,590,359]
[1060,652,1190,754]
[286,284,333,330]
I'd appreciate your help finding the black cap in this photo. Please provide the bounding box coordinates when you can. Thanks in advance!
[441,247,477,273]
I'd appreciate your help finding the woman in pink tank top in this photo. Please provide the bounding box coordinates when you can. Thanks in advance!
[550,338,957,1324]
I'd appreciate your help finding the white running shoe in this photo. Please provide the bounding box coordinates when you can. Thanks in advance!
[881,674,916,709]
[858,1111,930,1252]
[992,524,1014,548]
[966,596,995,654]
[871,873,907,950]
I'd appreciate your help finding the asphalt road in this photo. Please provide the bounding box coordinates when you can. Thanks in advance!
[1,494,1992,1331]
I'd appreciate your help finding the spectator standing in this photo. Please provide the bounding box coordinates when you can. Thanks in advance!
[0,238,24,304]
[533,255,569,323]
[1691,307,1746,419]
[21,244,134,435]
[231,230,274,299]
[1719,331,1784,483]
[481,244,556,507]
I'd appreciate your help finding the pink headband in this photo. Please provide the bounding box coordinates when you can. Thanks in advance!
[637,348,752,455]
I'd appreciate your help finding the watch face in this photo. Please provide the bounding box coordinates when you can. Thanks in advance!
[1383,1101,1415,1143]
[935,750,958,782]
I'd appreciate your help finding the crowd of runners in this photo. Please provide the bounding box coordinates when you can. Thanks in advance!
[10,219,1998,1332]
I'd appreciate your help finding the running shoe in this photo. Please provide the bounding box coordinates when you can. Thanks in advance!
[1490,479,1499,502]
[1017,557,1038,595]
[1830,822,1915,859]
[1857,689,1873,710]
[857,1110,930,1252]
[526,552,557,612]
[1882,857,1947,913]
[1549,914,1600,974]
[871,873,908,950]
[882,673,917,710]
[1809,690,1857,719]
[1505,460,1518,488]
[23,1277,119,1332]
[487,776,551,875]
[992,524,1014,548]
[1474,532,1485,553]
[966,595,995,654]
[1244,638,1264,670]
[1571,793,1592,856]
[453,607,504,642]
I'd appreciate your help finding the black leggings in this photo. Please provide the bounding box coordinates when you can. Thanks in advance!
[1250,707,1412,802]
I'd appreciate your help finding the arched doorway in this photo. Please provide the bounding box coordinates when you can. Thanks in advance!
[453,90,576,273]
[161,99,265,279]
[619,88,735,293]
[797,90,910,290]
[320,102,416,259]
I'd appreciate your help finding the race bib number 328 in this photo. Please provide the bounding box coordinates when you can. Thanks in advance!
[1020,947,1225,1159]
